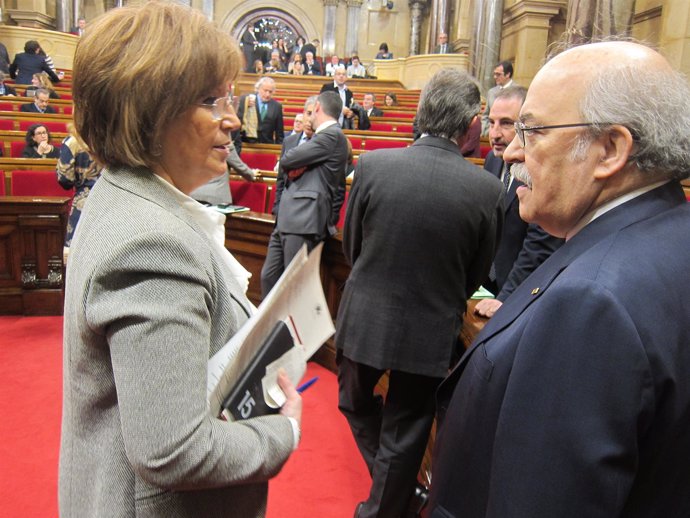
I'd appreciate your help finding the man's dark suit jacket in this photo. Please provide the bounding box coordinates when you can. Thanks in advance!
[20,103,56,114]
[235,95,284,145]
[367,107,384,118]
[320,83,371,130]
[335,136,504,377]
[300,43,317,61]
[427,181,690,517]
[304,60,322,76]
[483,150,562,301]
[9,52,60,85]
[276,123,348,238]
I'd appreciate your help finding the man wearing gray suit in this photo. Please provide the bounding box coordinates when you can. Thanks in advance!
[335,69,504,518]
[260,91,348,296]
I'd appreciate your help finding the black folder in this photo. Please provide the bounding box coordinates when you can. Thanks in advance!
[221,320,294,421]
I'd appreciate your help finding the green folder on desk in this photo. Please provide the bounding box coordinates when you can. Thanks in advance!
[211,204,250,214]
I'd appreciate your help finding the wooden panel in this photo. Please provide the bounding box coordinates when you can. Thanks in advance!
[0,196,69,315]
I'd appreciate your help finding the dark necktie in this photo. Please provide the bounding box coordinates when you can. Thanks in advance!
[502,165,511,194]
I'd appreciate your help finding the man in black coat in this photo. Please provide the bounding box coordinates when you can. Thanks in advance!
[474,86,562,318]
[9,40,60,85]
[320,67,370,130]
[335,69,504,518]
[234,76,284,147]
[260,92,348,296]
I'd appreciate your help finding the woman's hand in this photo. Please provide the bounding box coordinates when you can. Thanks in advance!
[277,369,302,427]
[37,141,52,155]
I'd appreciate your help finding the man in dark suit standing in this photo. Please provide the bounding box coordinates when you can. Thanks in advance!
[20,89,56,113]
[426,41,690,518]
[260,92,348,296]
[475,86,562,318]
[336,69,504,518]
[320,66,370,130]
[433,32,454,54]
[235,76,284,147]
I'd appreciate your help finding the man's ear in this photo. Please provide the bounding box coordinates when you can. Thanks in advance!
[593,125,634,180]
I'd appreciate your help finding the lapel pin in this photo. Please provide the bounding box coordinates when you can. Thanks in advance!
[531,287,540,295]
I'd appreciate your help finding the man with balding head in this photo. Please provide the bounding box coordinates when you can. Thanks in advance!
[426,41,690,518]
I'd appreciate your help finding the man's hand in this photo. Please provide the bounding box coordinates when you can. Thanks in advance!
[343,107,354,118]
[474,298,503,318]
[278,369,302,427]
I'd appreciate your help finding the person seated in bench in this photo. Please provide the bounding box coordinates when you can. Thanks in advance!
[24,72,60,99]
[20,88,56,113]
[22,123,60,158]
[0,72,17,96]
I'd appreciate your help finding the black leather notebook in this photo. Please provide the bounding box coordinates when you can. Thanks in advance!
[221,320,294,420]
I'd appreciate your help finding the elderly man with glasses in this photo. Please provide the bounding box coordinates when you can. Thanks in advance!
[425,40,690,518]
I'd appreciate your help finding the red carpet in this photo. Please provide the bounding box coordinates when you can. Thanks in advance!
[0,316,369,518]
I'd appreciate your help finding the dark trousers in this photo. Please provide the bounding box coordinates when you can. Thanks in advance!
[260,229,320,297]
[338,355,442,518]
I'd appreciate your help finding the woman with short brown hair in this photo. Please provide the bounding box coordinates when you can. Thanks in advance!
[60,3,302,517]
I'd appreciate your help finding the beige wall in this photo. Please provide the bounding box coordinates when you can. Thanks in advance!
[1,0,689,86]
[0,24,78,69]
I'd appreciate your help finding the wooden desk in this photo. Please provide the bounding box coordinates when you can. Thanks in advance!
[0,196,69,315]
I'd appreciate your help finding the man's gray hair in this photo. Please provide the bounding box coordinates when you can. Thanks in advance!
[304,95,318,110]
[494,85,527,105]
[578,65,690,180]
[35,88,51,97]
[416,69,481,140]
[254,76,276,91]
[317,91,342,119]
[334,65,346,73]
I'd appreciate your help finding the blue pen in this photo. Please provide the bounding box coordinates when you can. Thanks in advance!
[297,376,319,393]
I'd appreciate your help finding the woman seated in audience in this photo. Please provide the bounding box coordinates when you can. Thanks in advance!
[24,72,60,99]
[22,124,60,158]
[59,3,302,517]
[384,92,399,107]
[253,58,265,74]
[288,53,304,75]
[9,40,60,84]
[375,42,393,59]
[56,126,101,257]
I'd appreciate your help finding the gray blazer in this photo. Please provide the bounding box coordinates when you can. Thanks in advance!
[59,167,294,518]
[276,123,348,237]
[335,136,504,377]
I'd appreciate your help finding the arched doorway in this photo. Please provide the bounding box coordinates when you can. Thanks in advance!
[232,9,309,72]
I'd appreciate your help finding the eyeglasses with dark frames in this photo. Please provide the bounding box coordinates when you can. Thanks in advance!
[514,121,612,148]
[198,94,234,121]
